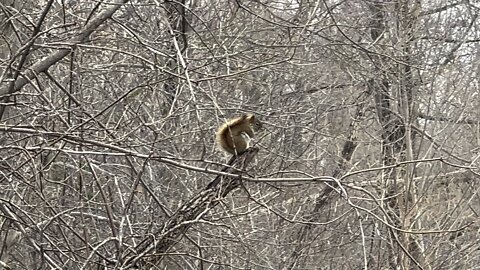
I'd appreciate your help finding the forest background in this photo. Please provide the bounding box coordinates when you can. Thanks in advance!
[0,0,479,269]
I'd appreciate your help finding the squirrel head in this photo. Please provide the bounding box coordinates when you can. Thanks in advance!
[244,114,262,130]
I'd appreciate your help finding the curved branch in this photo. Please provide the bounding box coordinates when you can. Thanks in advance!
[0,0,129,98]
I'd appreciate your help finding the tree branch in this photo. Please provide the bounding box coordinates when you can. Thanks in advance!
[0,0,129,98]
[121,148,259,268]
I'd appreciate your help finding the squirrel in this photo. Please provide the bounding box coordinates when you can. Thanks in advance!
[216,114,262,155]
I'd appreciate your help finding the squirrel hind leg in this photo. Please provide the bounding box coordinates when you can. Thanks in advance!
[232,133,249,154]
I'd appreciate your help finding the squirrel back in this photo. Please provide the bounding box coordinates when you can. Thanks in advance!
[216,114,262,155]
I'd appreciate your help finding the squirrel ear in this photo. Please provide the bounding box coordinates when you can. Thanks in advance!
[246,114,255,122]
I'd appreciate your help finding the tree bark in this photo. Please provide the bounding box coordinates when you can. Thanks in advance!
[121,148,258,269]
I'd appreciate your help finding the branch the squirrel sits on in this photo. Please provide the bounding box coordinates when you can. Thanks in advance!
[216,114,262,155]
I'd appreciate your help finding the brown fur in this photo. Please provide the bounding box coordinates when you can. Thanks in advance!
[216,114,262,154]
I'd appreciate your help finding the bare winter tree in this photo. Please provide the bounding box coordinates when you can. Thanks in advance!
[0,0,479,269]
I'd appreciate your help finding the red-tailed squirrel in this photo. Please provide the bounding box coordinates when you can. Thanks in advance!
[216,114,262,154]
